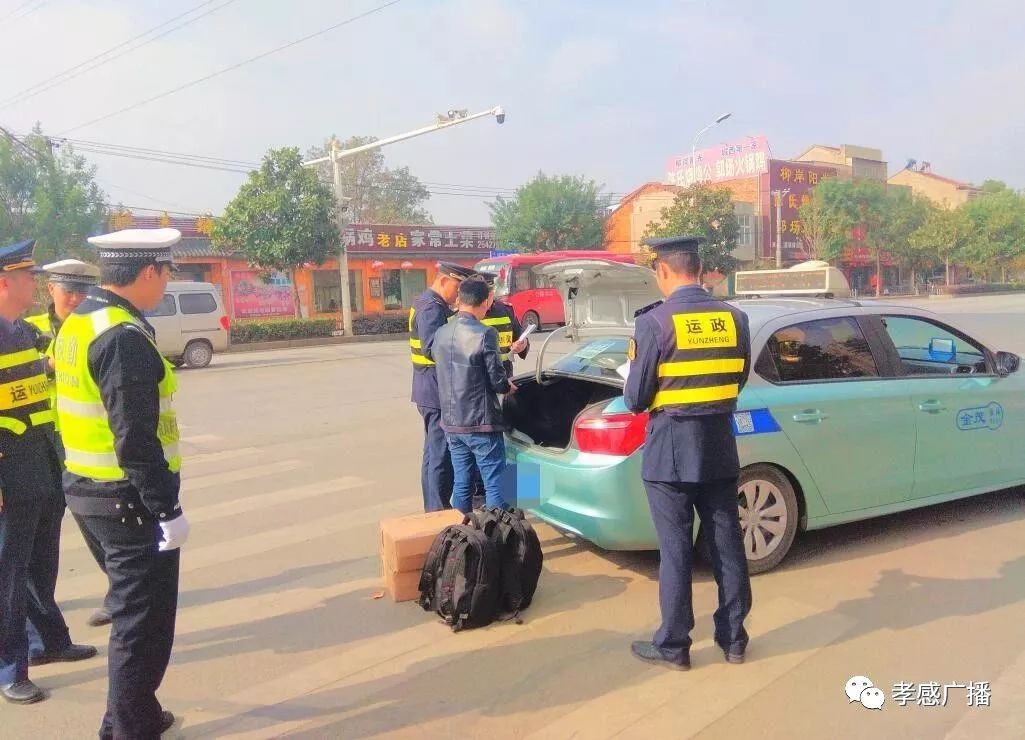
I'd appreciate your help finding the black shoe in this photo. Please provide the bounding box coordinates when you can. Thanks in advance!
[87,608,112,627]
[630,641,690,671]
[28,644,98,666]
[160,710,176,734]
[1,679,45,704]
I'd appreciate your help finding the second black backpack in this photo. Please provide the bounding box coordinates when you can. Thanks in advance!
[417,524,500,632]
[467,507,543,615]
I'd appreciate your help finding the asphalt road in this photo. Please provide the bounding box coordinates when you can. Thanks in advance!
[8,294,1025,739]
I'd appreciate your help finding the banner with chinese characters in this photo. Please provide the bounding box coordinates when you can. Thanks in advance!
[666,135,771,187]
[230,270,295,319]
[760,160,838,260]
[108,212,215,237]
[343,224,496,254]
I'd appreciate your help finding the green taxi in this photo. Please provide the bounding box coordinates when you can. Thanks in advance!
[500,260,1025,573]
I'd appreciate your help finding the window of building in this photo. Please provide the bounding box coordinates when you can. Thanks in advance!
[738,214,752,247]
[757,317,878,383]
[144,294,177,318]
[382,269,426,310]
[174,264,211,282]
[881,315,988,376]
[314,269,363,313]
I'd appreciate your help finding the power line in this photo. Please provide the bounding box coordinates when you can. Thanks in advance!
[59,0,407,135]
[0,0,39,22]
[1,0,242,110]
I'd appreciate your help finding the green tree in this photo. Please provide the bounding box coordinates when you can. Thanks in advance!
[642,183,740,274]
[212,147,339,317]
[885,190,936,289]
[910,206,974,286]
[0,125,107,262]
[797,176,857,261]
[962,187,1025,282]
[489,172,606,251]
[305,136,432,224]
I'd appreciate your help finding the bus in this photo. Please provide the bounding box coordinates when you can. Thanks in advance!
[474,251,640,329]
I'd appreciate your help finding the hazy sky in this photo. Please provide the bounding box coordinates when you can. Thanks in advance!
[3,0,1023,226]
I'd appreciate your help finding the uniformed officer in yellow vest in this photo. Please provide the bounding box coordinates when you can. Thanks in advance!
[624,235,752,671]
[478,272,529,377]
[55,228,185,737]
[0,240,97,706]
[24,259,115,629]
[410,262,475,511]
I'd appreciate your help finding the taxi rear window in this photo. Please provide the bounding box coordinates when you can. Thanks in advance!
[551,338,629,380]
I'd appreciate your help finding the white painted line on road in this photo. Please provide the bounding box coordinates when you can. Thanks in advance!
[183,460,304,492]
[56,496,416,603]
[180,434,224,445]
[184,447,262,466]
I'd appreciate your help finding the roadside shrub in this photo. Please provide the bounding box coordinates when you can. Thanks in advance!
[230,318,336,343]
[353,312,409,336]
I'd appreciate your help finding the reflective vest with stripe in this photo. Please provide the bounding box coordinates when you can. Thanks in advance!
[648,306,747,415]
[0,326,56,438]
[408,306,434,366]
[24,311,58,430]
[481,314,513,363]
[54,305,181,481]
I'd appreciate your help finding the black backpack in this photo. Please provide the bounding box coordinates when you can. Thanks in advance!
[466,507,543,617]
[417,524,500,632]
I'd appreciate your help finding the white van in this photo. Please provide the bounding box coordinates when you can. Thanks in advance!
[143,281,230,368]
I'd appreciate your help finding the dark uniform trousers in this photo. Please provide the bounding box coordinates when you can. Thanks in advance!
[73,512,180,740]
[0,438,72,685]
[645,476,751,662]
[418,406,453,512]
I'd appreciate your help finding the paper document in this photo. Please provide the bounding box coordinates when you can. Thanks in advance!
[519,323,537,340]
[616,361,631,380]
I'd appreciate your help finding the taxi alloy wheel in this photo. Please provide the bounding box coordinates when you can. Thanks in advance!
[184,340,213,369]
[735,465,799,574]
[522,310,540,330]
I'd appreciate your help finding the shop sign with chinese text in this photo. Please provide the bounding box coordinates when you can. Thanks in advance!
[666,136,771,187]
[343,224,496,254]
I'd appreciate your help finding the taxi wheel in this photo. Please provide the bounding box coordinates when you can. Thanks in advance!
[183,340,213,369]
[522,311,540,330]
[696,464,799,575]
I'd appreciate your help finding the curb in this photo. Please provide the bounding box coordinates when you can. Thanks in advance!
[227,333,407,353]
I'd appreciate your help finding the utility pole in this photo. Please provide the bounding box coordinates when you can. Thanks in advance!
[773,188,790,268]
[303,105,505,335]
[329,137,353,335]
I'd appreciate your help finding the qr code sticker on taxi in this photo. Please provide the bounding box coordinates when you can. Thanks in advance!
[734,411,755,434]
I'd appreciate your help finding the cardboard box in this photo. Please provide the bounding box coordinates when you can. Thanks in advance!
[380,510,464,602]
[384,569,424,603]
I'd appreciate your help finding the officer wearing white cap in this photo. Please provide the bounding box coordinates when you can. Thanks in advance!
[23,260,114,629]
[0,240,97,706]
[410,261,477,511]
[54,228,184,737]
[625,235,752,671]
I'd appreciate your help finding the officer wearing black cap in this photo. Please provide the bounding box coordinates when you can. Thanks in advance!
[24,259,114,628]
[55,228,185,737]
[625,235,752,671]
[0,240,97,706]
[478,271,530,377]
[410,261,476,511]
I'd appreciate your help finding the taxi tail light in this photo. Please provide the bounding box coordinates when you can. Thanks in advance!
[219,315,230,331]
[574,405,648,456]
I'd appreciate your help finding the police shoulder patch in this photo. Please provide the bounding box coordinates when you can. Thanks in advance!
[633,300,663,318]
[627,338,637,361]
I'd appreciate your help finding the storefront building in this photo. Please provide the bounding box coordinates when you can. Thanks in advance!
[108,213,493,321]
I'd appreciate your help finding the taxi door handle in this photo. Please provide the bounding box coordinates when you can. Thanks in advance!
[918,400,946,413]
[792,410,827,423]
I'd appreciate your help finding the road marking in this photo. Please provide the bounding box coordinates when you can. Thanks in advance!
[61,476,373,556]
[183,459,304,492]
[180,434,224,445]
[183,447,261,466]
[56,496,415,603]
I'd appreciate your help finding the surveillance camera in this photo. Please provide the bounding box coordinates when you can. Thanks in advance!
[494,106,506,124]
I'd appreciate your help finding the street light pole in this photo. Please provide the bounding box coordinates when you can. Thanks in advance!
[773,188,791,268]
[303,105,506,335]
[690,112,732,185]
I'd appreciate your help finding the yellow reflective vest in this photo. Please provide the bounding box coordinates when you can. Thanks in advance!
[54,305,181,481]
[24,310,58,430]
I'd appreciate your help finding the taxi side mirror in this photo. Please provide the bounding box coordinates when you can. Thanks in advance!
[996,351,1020,377]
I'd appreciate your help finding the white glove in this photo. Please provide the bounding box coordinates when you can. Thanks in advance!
[158,515,191,551]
